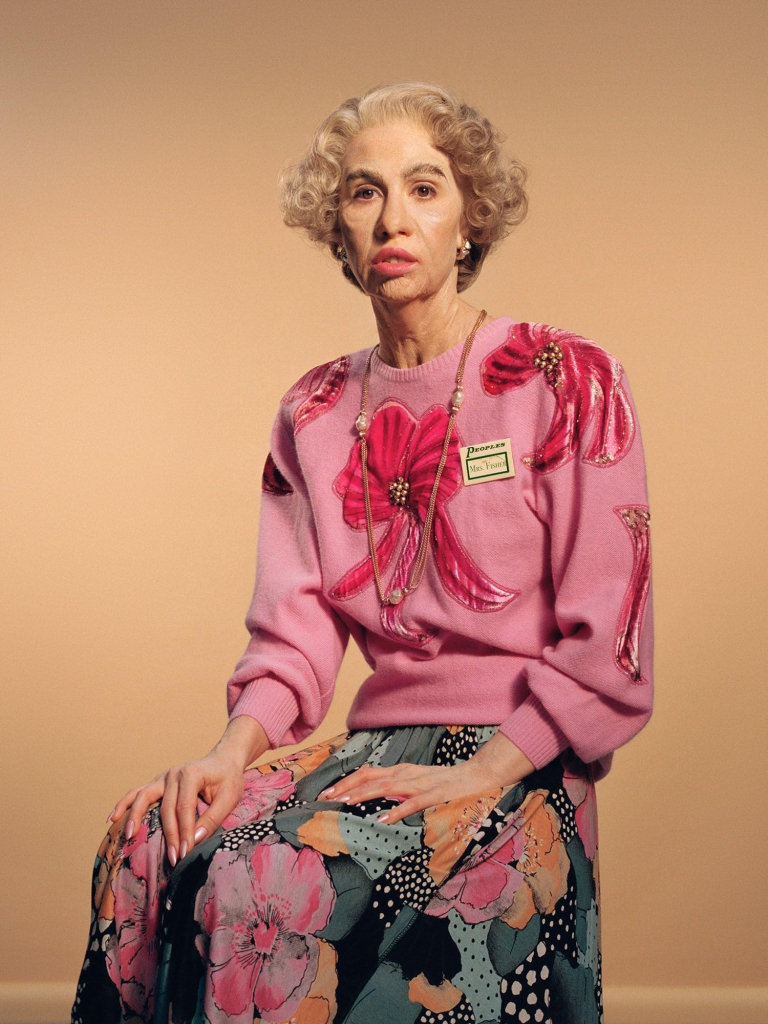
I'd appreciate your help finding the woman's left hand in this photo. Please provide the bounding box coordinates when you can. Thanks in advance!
[316,758,509,825]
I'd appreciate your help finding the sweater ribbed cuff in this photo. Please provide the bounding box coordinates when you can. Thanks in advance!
[228,676,301,750]
[496,692,570,769]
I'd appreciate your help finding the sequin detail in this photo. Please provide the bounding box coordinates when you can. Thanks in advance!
[613,505,652,683]
[481,322,635,473]
[281,355,350,433]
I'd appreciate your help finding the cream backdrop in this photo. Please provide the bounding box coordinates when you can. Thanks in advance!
[2,2,767,1022]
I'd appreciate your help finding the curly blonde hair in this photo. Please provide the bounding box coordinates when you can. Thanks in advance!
[277,81,529,293]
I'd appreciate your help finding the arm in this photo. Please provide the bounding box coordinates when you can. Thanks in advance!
[224,402,351,757]
[489,358,655,774]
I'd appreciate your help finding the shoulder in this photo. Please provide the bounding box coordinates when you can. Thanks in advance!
[277,351,354,435]
[480,320,626,396]
[279,352,352,406]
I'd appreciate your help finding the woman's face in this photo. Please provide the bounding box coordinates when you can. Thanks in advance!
[337,120,468,301]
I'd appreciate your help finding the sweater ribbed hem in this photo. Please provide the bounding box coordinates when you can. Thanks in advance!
[496,692,571,769]
[228,676,301,750]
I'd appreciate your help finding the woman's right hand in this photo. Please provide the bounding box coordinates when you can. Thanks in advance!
[105,750,245,867]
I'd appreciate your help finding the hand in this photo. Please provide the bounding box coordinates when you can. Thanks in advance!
[105,750,245,867]
[316,758,509,826]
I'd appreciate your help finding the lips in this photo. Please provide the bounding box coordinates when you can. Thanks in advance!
[372,247,418,266]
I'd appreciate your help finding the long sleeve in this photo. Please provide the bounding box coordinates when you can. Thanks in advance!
[497,357,655,772]
[226,403,351,749]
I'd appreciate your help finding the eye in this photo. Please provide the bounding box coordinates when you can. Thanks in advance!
[351,183,438,201]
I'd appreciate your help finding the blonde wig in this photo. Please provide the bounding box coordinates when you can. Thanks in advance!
[278,81,529,293]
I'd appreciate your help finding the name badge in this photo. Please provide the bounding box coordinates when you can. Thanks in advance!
[460,437,515,486]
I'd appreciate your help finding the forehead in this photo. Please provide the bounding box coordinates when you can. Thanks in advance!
[342,121,449,171]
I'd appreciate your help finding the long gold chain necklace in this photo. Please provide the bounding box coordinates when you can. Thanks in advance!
[354,309,488,607]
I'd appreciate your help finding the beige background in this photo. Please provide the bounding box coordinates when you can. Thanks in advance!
[2,1,767,1021]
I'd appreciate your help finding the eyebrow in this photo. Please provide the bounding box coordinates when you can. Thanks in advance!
[344,162,448,188]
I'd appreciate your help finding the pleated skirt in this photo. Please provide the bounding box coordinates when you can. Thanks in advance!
[70,723,603,1024]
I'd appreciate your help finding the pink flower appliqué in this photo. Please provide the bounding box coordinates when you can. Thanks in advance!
[481,321,635,473]
[194,834,336,1024]
[613,505,652,684]
[261,451,294,495]
[328,399,520,646]
[281,355,349,433]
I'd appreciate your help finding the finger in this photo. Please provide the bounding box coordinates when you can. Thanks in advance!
[332,777,417,806]
[321,778,391,804]
[376,789,443,825]
[318,765,392,800]
[107,787,141,824]
[176,768,203,858]
[123,780,164,841]
[192,778,241,849]
[160,771,181,864]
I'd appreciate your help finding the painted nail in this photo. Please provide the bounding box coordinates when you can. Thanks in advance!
[125,819,134,840]
[168,845,177,867]
[194,826,208,843]
[376,813,390,823]
[179,839,188,859]
[320,786,335,796]
[106,811,114,824]
[338,795,350,802]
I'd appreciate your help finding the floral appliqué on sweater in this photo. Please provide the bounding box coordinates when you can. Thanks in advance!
[481,321,635,472]
[328,399,520,646]
[261,356,350,494]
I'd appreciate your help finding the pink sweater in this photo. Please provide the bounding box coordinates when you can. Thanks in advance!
[226,316,654,782]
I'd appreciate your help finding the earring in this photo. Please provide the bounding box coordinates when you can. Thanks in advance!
[457,238,472,261]
[336,244,348,263]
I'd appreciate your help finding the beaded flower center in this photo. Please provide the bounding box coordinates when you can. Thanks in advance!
[533,340,564,388]
[388,476,410,507]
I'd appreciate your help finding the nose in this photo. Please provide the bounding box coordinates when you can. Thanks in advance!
[375,188,413,240]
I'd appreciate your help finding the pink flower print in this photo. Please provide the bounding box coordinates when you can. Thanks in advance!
[212,767,296,829]
[328,399,519,645]
[481,321,635,473]
[425,789,569,926]
[194,834,336,1023]
[424,805,529,924]
[613,505,652,683]
[281,355,350,433]
[105,821,165,1019]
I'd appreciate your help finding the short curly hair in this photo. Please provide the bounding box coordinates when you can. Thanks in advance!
[277,81,529,293]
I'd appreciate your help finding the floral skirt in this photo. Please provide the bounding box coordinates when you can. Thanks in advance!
[71,723,603,1024]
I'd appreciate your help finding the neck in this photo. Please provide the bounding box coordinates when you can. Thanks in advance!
[371,295,486,370]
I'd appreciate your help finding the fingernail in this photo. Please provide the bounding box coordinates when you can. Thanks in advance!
[106,811,114,824]
[319,786,335,797]
[194,826,208,843]
[125,819,134,839]
[338,795,350,802]
[168,845,177,867]
[179,839,188,859]
[376,813,390,823]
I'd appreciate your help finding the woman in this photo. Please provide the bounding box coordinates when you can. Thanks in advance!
[71,82,654,1024]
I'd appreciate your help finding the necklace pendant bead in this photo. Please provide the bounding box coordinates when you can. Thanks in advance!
[451,387,464,410]
[355,412,367,434]
[388,588,404,604]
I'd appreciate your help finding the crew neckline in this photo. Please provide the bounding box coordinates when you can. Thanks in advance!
[369,315,511,382]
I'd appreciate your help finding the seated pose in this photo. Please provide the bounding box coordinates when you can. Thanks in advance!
[71,80,654,1024]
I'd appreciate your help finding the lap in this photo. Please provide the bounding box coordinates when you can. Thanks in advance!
[78,724,603,1024]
